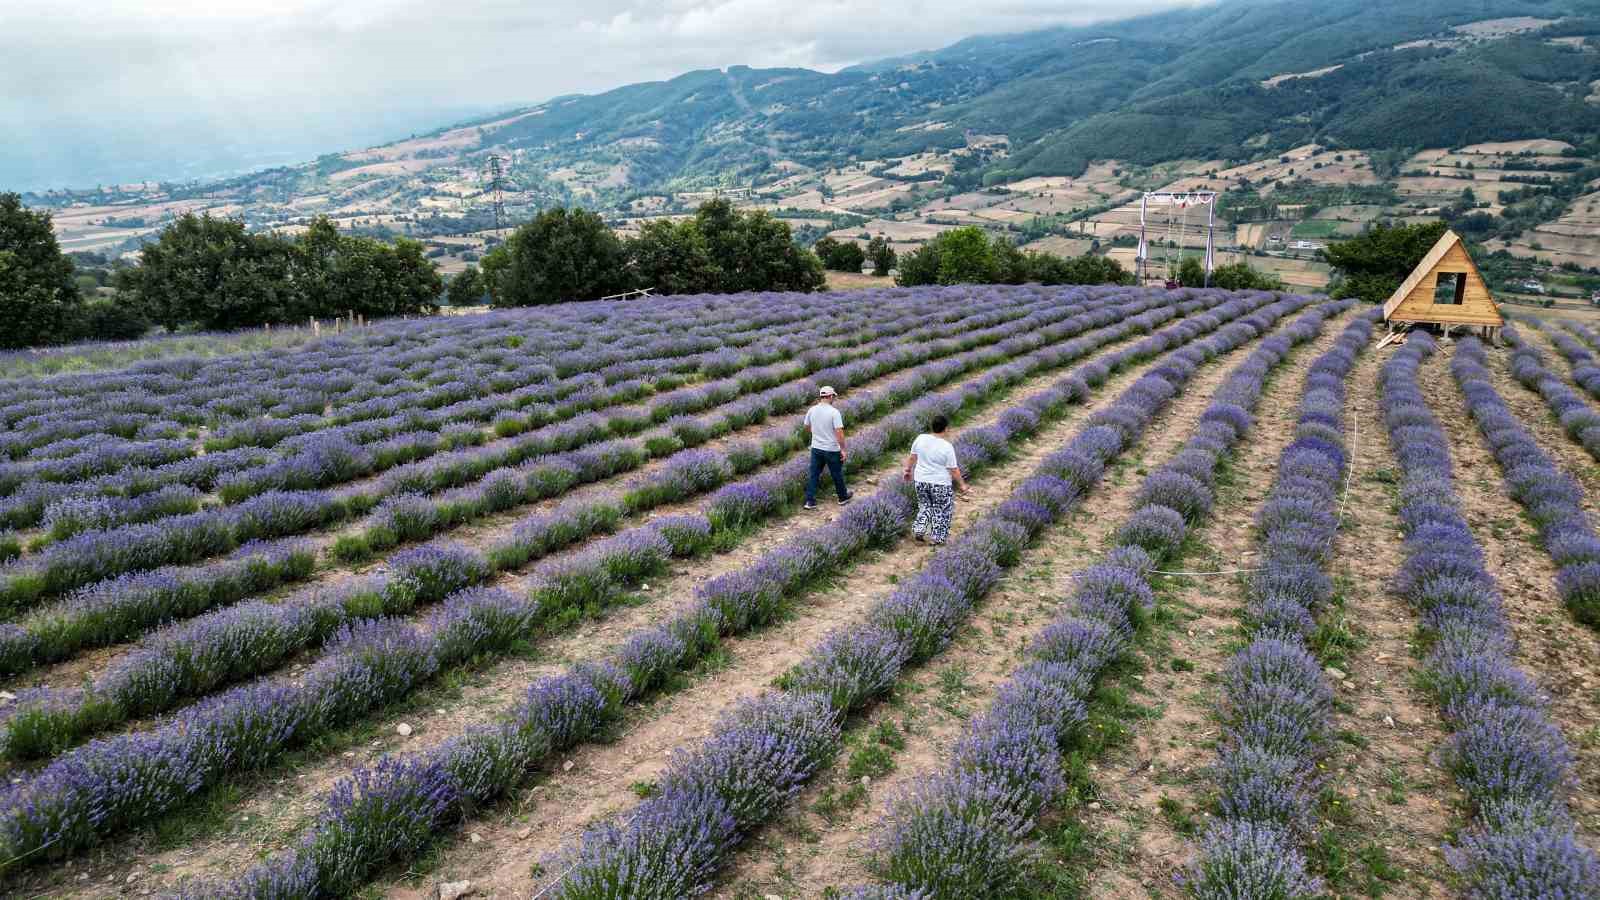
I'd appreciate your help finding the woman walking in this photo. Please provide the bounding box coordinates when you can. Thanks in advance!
[903,415,968,544]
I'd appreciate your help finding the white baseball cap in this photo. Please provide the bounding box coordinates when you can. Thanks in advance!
[818,385,837,397]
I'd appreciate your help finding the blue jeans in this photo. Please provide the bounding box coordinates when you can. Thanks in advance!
[806,448,848,503]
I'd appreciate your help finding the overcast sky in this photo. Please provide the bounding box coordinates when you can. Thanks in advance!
[4,0,1213,191]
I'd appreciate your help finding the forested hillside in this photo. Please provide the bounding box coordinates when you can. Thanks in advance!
[457,0,1600,187]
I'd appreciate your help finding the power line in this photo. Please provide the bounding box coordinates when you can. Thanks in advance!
[484,155,508,236]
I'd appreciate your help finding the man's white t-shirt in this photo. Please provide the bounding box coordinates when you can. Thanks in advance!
[805,403,844,451]
[910,433,959,485]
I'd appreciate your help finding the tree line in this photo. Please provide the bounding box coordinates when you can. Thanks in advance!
[893,226,1133,288]
[0,193,444,348]
[461,199,826,306]
[3,192,1142,349]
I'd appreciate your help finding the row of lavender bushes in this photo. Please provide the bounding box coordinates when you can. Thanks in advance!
[153,291,1282,898]
[0,490,348,613]
[0,295,1185,758]
[1503,322,1600,463]
[5,290,1054,531]
[0,538,317,677]
[0,291,1228,857]
[0,290,892,476]
[1,293,736,441]
[1380,334,1599,897]
[329,291,1126,562]
[1182,309,1377,897]
[2,288,978,464]
[6,292,1009,536]
[1451,336,1600,628]
[0,294,1095,610]
[0,301,793,500]
[1563,319,1600,360]
[550,296,1320,898]
[851,300,1348,900]
[1530,318,1600,401]
[210,291,1056,505]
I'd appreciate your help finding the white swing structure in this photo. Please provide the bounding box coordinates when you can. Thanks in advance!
[1135,191,1218,288]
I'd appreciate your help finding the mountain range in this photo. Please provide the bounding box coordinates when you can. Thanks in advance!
[20,0,1600,202]
[396,0,1600,192]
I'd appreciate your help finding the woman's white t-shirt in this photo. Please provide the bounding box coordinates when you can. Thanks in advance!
[910,433,959,485]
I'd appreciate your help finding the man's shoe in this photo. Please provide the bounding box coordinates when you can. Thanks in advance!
[837,494,853,506]
[803,502,818,510]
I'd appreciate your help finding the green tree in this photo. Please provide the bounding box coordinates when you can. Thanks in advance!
[689,199,823,293]
[119,214,439,331]
[1321,221,1449,303]
[812,236,844,267]
[75,299,150,341]
[117,213,292,331]
[293,217,441,320]
[936,228,997,285]
[895,242,942,286]
[447,265,485,306]
[816,239,865,273]
[0,192,84,349]
[626,218,718,295]
[866,236,896,276]
[496,207,627,306]
[1209,261,1283,291]
[478,244,511,305]
[1176,256,1206,287]
[989,236,1028,285]
[1025,252,1130,286]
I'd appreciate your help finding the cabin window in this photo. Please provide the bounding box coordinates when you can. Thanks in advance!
[1433,272,1466,305]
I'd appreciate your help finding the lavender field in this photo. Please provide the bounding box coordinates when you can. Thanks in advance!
[1,286,1597,899]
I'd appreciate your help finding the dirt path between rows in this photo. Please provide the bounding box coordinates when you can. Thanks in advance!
[1318,343,1459,897]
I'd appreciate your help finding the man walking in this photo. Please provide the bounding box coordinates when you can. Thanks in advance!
[804,385,851,509]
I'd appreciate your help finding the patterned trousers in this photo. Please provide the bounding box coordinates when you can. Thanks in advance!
[913,481,955,542]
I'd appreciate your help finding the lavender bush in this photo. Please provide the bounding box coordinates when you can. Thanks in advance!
[1376,332,1599,897]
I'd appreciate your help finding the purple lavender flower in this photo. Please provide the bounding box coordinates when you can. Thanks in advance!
[1447,822,1600,900]
[868,575,970,661]
[877,771,1035,897]
[1185,821,1323,900]
[1114,504,1186,560]
[786,625,911,713]
[1137,470,1214,522]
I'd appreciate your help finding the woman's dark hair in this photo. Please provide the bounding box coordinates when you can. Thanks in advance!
[930,415,949,433]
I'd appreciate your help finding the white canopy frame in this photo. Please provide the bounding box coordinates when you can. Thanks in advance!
[1136,191,1219,287]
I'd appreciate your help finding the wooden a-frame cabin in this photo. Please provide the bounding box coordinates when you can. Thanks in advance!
[1382,229,1502,339]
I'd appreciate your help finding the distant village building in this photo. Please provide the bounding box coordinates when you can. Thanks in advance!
[1518,278,1546,295]
[1289,239,1323,251]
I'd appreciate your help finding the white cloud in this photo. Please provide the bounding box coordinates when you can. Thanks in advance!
[3,0,1215,189]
